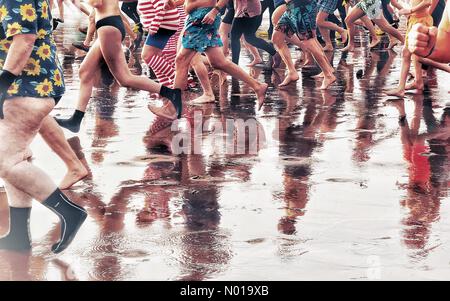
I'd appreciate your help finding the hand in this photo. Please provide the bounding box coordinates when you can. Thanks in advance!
[164,0,176,9]
[407,23,438,58]
[398,8,411,16]
[202,9,218,25]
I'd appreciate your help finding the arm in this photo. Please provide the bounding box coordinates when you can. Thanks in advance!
[390,0,405,10]
[3,35,36,75]
[202,0,229,24]
[409,0,431,13]
[149,0,166,35]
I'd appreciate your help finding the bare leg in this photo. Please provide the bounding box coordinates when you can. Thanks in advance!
[361,16,381,48]
[373,16,404,45]
[342,7,366,52]
[3,181,33,208]
[57,0,64,22]
[244,37,263,66]
[386,47,412,97]
[39,116,88,190]
[77,40,103,112]
[272,30,299,87]
[191,54,215,104]
[0,97,58,201]
[317,11,348,50]
[219,22,232,57]
[205,46,268,110]
[302,39,336,89]
[97,27,162,93]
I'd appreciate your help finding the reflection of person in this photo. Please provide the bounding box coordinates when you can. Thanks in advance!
[392,95,449,255]
[0,0,87,253]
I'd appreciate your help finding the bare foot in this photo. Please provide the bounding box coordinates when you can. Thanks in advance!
[279,72,299,88]
[247,57,263,67]
[320,74,336,90]
[405,81,424,91]
[148,102,178,120]
[59,164,89,190]
[312,72,324,79]
[369,38,381,49]
[272,53,282,69]
[341,44,354,52]
[385,87,405,98]
[255,83,269,111]
[323,45,334,52]
[387,38,399,50]
[190,93,215,105]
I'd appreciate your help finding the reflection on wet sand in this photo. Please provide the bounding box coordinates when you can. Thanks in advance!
[0,15,449,280]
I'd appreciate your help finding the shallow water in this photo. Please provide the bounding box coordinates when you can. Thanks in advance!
[0,12,449,280]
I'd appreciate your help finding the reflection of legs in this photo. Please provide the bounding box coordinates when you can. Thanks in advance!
[39,116,88,190]
[272,30,299,87]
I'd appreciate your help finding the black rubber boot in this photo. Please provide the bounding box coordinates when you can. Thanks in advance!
[0,207,32,251]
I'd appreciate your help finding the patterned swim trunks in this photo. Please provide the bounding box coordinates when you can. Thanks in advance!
[318,0,338,14]
[405,14,433,47]
[275,0,318,41]
[182,7,223,53]
[356,0,383,20]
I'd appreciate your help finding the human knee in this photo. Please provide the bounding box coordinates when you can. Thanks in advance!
[272,31,284,47]
[209,58,228,70]
[402,46,411,58]
[0,156,19,179]
[175,54,190,70]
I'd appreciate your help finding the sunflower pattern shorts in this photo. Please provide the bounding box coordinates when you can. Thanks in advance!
[0,0,65,99]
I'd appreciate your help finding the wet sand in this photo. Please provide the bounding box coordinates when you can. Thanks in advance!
[0,12,449,280]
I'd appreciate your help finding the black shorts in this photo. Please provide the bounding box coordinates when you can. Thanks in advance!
[96,15,126,41]
[222,6,235,24]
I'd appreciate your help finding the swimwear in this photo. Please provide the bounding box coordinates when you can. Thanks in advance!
[275,0,318,41]
[405,14,433,47]
[356,0,383,20]
[318,0,339,14]
[182,7,223,53]
[96,15,126,41]
[145,28,176,49]
[222,2,235,24]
